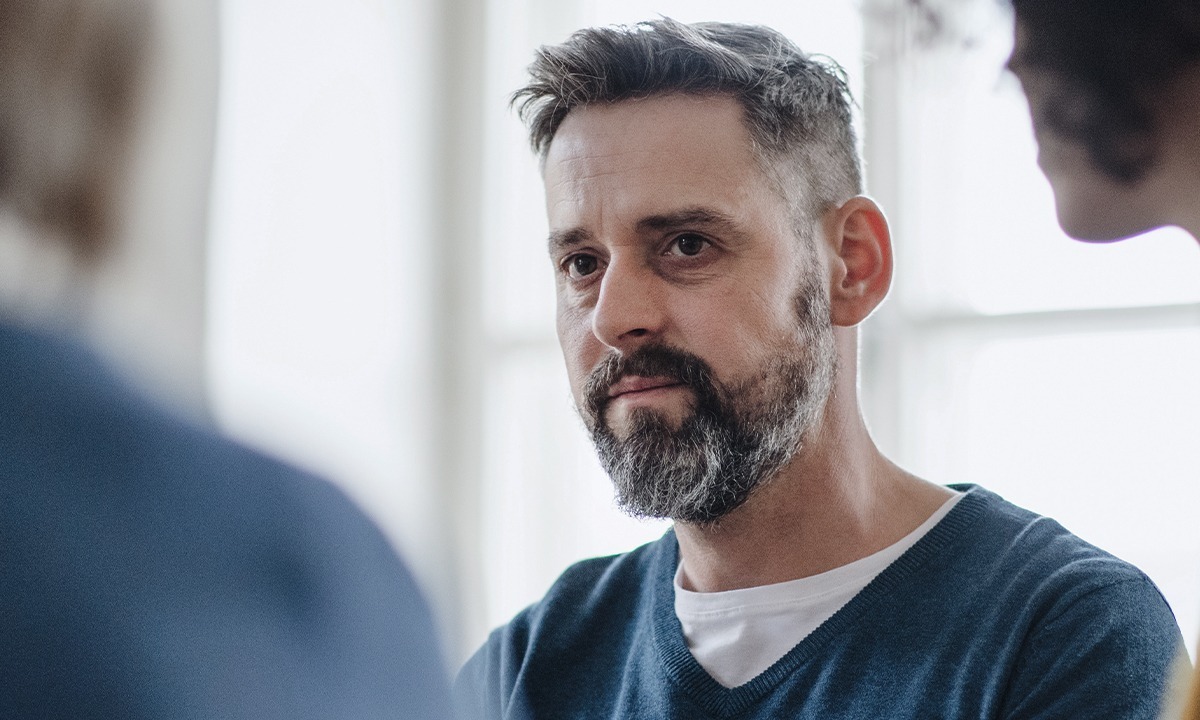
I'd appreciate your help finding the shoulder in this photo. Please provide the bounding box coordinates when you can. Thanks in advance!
[0,322,425,606]
[0,323,452,719]
[948,486,1181,718]
[482,534,668,654]
[969,482,1177,612]
[950,484,1159,591]
[0,322,362,540]
[950,485,1172,619]
[455,534,673,716]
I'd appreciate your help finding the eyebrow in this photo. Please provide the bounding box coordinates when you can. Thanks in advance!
[546,207,740,253]
[547,227,592,253]
[635,207,740,235]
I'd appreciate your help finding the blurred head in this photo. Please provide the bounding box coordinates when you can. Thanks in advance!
[515,21,889,523]
[1007,0,1200,240]
[0,0,151,261]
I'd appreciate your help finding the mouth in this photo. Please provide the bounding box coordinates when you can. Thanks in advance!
[607,375,686,399]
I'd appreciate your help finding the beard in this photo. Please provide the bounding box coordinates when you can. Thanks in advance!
[580,277,837,524]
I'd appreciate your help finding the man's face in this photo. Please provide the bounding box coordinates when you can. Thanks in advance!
[543,93,837,523]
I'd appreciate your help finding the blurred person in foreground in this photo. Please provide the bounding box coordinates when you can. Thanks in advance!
[1002,1,1200,718]
[0,1,452,717]
[454,18,1182,719]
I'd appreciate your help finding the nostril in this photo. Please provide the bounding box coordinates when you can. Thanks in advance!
[626,328,649,338]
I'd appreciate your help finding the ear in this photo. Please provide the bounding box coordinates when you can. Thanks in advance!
[823,196,893,327]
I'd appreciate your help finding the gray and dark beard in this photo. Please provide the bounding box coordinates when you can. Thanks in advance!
[581,283,836,524]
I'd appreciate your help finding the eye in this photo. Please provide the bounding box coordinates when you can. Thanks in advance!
[667,233,709,257]
[564,253,600,279]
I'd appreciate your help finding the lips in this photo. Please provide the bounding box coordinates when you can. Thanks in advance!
[607,375,685,398]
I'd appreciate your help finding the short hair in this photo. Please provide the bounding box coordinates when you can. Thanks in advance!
[1009,0,1200,182]
[0,0,150,258]
[512,18,863,220]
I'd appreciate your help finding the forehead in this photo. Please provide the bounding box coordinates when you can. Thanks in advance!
[542,94,785,232]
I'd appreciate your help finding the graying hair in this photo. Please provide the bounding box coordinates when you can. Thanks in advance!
[512,17,863,218]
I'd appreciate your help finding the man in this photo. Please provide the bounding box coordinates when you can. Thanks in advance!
[456,18,1182,719]
[0,1,451,717]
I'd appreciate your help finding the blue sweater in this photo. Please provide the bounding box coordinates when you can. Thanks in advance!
[457,485,1182,719]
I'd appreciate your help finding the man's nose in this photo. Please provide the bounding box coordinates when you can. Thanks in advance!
[591,257,667,351]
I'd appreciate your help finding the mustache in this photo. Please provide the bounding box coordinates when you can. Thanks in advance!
[582,344,717,424]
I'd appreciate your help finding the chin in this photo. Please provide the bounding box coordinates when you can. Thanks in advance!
[1055,203,1161,243]
[1041,157,1166,243]
[1056,217,1134,243]
[609,405,686,440]
[1046,177,1162,242]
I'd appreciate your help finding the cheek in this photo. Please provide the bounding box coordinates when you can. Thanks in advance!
[556,306,599,397]
[679,291,795,377]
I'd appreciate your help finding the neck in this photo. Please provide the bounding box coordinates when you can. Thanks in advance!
[672,383,952,593]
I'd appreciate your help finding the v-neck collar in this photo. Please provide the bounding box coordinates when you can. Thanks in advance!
[649,484,989,718]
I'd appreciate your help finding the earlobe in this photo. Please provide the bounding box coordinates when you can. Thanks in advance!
[825,196,893,327]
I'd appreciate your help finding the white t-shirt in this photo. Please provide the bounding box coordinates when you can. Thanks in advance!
[674,492,964,688]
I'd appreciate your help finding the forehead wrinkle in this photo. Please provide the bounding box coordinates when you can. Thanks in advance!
[553,150,665,186]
